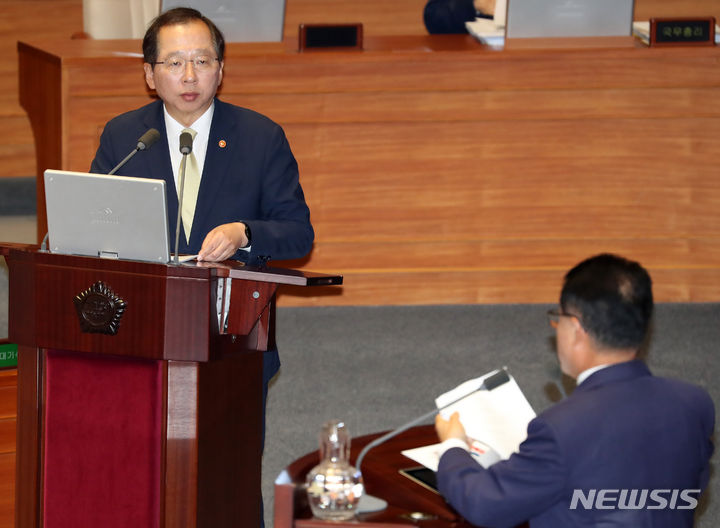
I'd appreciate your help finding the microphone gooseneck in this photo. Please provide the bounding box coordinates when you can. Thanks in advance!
[107,128,161,175]
[173,131,194,263]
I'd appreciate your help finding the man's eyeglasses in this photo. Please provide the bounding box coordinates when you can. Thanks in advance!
[546,309,579,328]
[153,56,219,74]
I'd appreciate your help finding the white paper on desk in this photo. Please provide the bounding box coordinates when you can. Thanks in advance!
[465,18,505,48]
[402,443,445,472]
[401,369,536,471]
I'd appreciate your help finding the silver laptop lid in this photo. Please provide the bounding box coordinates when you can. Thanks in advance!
[44,170,170,263]
[161,0,287,42]
[506,0,634,39]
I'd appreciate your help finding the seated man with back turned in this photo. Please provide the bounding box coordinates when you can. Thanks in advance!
[436,253,715,527]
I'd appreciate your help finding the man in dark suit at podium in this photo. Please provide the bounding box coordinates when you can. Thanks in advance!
[435,253,715,527]
[90,8,313,267]
[90,9,313,524]
[89,5,313,407]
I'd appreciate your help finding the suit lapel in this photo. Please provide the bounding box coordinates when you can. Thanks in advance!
[140,100,187,252]
[141,101,174,189]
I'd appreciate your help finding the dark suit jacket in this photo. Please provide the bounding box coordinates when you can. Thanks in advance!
[437,360,715,527]
[424,0,491,34]
[90,98,314,265]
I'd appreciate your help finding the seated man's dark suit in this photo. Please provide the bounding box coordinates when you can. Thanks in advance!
[437,360,715,527]
[90,96,314,392]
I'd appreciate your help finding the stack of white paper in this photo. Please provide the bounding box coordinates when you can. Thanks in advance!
[466,18,505,49]
[402,369,536,471]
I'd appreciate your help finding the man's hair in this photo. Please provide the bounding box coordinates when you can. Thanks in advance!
[143,7,225,64]
[560,253,653,350]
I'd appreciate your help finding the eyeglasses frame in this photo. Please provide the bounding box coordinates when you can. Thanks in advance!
[152,56,220,73]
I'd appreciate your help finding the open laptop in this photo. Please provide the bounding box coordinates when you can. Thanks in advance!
[506,0,635,39]
[161,0,286,42]
[44,169,182,263]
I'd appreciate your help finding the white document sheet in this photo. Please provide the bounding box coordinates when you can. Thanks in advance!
[402,369,536,471]
[465,18,505,48]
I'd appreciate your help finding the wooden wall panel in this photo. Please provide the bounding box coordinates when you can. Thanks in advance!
[3,0,720,179]
[293,238,720,271]
[0,116,35,177]
[284,0,427,39]
[278,266,720,306]
[17,37,720,305]
[8,2,720,307]
[634,0,720,20]
[235,88,720,123]
[0,453,14,528]
[0,1,83,178]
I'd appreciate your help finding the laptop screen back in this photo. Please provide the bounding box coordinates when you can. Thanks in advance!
[506,0,634,39]
[44,170,170,263]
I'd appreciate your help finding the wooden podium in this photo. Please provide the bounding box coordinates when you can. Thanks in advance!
[1,244,341,528]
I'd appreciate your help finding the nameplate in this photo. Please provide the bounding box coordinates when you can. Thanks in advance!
[299,24,363,51]
[650,17,716,47]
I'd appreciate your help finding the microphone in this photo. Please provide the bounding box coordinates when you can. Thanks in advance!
[137,128,161,151]
[173,131,194,263]
[354,368,511,513]
[179,131,193,155]
[107,128,160,175]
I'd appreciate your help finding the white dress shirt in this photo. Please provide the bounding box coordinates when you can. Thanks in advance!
[164,103,214,191]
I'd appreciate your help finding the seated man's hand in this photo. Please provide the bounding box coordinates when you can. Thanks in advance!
[198,222,248,262]
[435,411,469,444]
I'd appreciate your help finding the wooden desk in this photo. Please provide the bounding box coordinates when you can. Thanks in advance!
[17,36,720,306]
[275,424,487,528]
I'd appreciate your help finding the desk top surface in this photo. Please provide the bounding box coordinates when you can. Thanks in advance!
[20,34,720,63]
